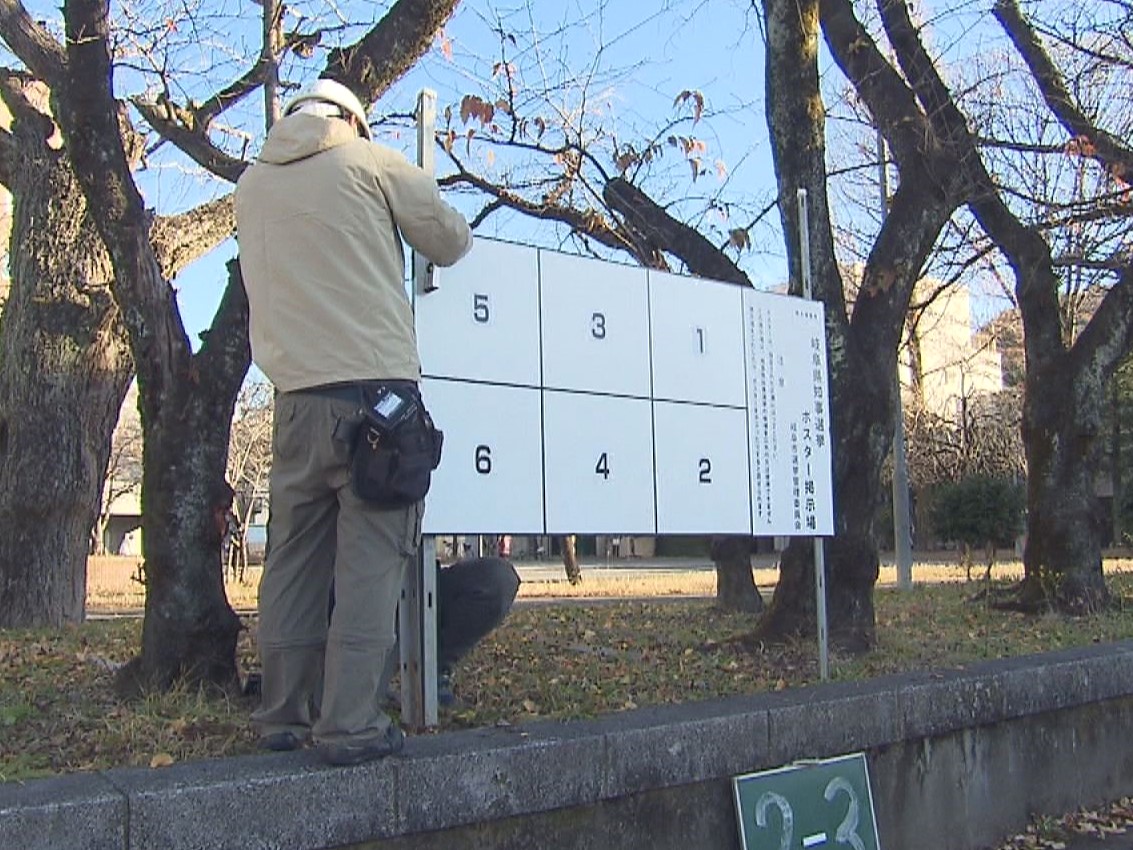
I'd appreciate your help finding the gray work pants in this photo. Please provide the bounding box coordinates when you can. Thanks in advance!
[253,389,421,747]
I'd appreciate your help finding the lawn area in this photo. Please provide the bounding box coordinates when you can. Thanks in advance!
[3,561,1132,779]
[6,560,1133,849]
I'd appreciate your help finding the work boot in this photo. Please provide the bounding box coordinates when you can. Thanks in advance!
[258,730,306,752]
[316,724,405,766]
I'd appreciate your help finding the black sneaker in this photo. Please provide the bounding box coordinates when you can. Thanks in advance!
[316,724,405,766]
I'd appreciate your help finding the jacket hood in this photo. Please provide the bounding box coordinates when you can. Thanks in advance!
[257,113,359,165]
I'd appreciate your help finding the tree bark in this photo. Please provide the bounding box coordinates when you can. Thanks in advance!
[562,535,582,585]
[752,0,964,650]
[710,536,763,613]
[115,265,250,694]
[871,0,1133,612]
[0,125,131,628]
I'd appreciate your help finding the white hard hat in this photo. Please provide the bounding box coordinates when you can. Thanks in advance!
[283,79,371,140]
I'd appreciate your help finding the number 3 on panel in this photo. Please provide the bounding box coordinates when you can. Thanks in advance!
[590,311,607,339]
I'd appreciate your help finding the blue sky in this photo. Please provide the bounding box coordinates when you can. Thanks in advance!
[141,0,1017,347]
[143,1,781,346]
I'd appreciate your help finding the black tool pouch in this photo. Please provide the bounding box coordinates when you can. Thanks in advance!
[350,390,443,508]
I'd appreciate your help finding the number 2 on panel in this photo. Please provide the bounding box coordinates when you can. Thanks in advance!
[698,458,712,484]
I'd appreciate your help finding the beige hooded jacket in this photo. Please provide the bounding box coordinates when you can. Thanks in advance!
[235,113,471,392]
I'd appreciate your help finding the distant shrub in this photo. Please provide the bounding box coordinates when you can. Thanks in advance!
[929,476,1025,579]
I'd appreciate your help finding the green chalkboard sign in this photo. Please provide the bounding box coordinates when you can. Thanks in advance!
[732,753,881,850]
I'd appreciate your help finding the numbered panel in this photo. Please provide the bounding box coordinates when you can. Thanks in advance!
[653,402,751,534]
[539,250,652,397]
[542,391,656,534]
[743,290,834,536]
[420,378,544,534]
[649,271,747,407]
[417,239,542,386]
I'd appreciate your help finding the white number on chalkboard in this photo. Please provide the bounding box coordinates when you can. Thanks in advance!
[473,293,490,324]
[475,444,492,475]
[824,777,867,850]
[698,458,712,484]
[754,792,794,850]
[595,451,610,480]
[590,312,607,339]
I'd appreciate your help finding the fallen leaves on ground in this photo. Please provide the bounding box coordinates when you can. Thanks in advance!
[3,575,1133,849]
[997,798,1133,849]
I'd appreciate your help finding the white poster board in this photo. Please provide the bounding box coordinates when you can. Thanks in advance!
[418,238,833,537]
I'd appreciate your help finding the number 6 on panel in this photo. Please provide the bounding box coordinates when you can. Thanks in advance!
[475,444,492,474]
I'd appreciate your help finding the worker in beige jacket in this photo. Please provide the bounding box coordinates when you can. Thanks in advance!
[235,78,471,766]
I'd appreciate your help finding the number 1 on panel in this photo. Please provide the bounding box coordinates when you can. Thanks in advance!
[695,326,706,354]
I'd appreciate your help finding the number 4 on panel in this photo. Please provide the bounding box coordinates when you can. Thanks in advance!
[594,452,610,480]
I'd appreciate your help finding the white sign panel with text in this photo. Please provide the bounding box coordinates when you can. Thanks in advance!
[743,290,834,536]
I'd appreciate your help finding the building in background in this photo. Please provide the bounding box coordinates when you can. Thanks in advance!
[901,280,1004,418]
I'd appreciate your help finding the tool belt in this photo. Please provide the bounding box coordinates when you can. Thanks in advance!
[311,381,443,509]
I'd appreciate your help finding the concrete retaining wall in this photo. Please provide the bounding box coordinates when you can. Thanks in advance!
[4,642,1133,850]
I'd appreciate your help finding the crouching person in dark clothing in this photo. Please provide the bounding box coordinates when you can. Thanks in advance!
[433,556,520,706]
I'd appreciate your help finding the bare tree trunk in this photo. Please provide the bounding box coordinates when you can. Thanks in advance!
[0,135,132,628]
[756,0,964,651]
[1014,357,1111,612]
[711,536,763,613]
[562,534,582,585]
[91,516,109,556]
[114,266,249,695]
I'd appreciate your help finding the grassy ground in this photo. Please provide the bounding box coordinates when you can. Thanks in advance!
[7,557,1133,848]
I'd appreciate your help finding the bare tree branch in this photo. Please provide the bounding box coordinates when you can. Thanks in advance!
[994,0,1133,185]
[324,0,461,107]
[150,196,234,280]
[138,0,462,185]
[0,0,65,84]
[602,177,750,285]
[441,165,629,254]
[131,98,247,184]
[0,68,55,187]
[60,0,191,384]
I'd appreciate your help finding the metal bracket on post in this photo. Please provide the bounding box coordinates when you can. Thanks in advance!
[797,187,830,682]
[400,88,440,729]
[413,89,438,296]
[399,535,437,729]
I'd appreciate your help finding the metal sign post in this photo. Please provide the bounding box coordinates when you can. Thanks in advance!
[401,88,440,729]
[797,188,829,682]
